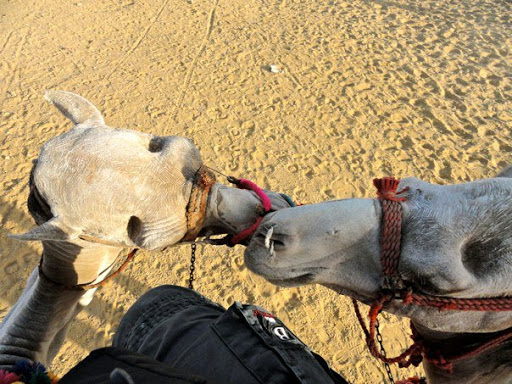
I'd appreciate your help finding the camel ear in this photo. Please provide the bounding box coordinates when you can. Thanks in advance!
[44,90,104,126]
[496,165,512,178]
[9,218,76,242]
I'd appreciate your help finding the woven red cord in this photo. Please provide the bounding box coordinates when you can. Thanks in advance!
[373,177,408,203]
[353,176,512,377]
[437,329,512,365]
[227,177,272,245]
[236,178,272,212]
[396,378,426,384]
[352,297,424,367]
[409,292,512,311]
[231,216,265,245]
[38,249,138,290]
[374,177,409,290]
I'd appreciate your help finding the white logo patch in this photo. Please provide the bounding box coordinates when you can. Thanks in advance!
[273,326,291,341]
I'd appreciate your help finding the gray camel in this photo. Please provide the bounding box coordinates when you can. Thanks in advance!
[245,167,512,383]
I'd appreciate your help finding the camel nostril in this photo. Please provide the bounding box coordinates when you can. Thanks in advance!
[127,216,143,244]
[254,226,287,252]
[273,239,285,248]
[254,231,266,241]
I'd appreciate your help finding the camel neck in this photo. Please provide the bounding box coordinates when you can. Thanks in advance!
[413,323,512,383]
[40,240,122,285]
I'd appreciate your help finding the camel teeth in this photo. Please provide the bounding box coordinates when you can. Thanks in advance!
[269,240,275,257]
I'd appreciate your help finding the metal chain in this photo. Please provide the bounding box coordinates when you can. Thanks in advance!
[188,243,196,290]
[375,318,395,384]
[188,243,395,382]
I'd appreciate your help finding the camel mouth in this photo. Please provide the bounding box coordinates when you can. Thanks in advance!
[266,273,316,287]
[244,212,330,286]
[244,241,324,286]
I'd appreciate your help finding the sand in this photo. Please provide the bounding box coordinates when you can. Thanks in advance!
[0,0,510,381]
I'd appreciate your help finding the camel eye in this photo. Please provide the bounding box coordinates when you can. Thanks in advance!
[148,136,165,153]
[461,238,504,276]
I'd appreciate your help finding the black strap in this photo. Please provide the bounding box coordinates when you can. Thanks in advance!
[60,347,215,384]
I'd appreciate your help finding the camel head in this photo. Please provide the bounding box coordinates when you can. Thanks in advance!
[10,91,290,285]
[245,175,512,334]
[11,90,203,250]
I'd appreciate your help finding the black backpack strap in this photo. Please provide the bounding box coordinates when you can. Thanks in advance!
[212,303,349,384]
[59,347,215,384]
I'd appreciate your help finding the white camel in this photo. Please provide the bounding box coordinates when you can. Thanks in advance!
[245,167,512,383]
[0,91,291,368]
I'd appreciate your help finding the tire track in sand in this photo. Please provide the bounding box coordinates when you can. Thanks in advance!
[172,0,220,122]
[107,0,171,79]
[1,29,29,108]
[0,31,14,57]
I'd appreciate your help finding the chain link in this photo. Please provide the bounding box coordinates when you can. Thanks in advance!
[375,318,395,384]
[188,243,196,290]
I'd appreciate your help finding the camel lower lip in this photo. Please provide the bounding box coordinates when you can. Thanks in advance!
[267,273,315,286]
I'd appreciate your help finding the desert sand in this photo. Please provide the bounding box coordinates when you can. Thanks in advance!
[0,0,510,382]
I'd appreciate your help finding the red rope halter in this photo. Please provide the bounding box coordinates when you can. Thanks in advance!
[227,177,272,245]
[354,177,512,375]
[204,176,272,247]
